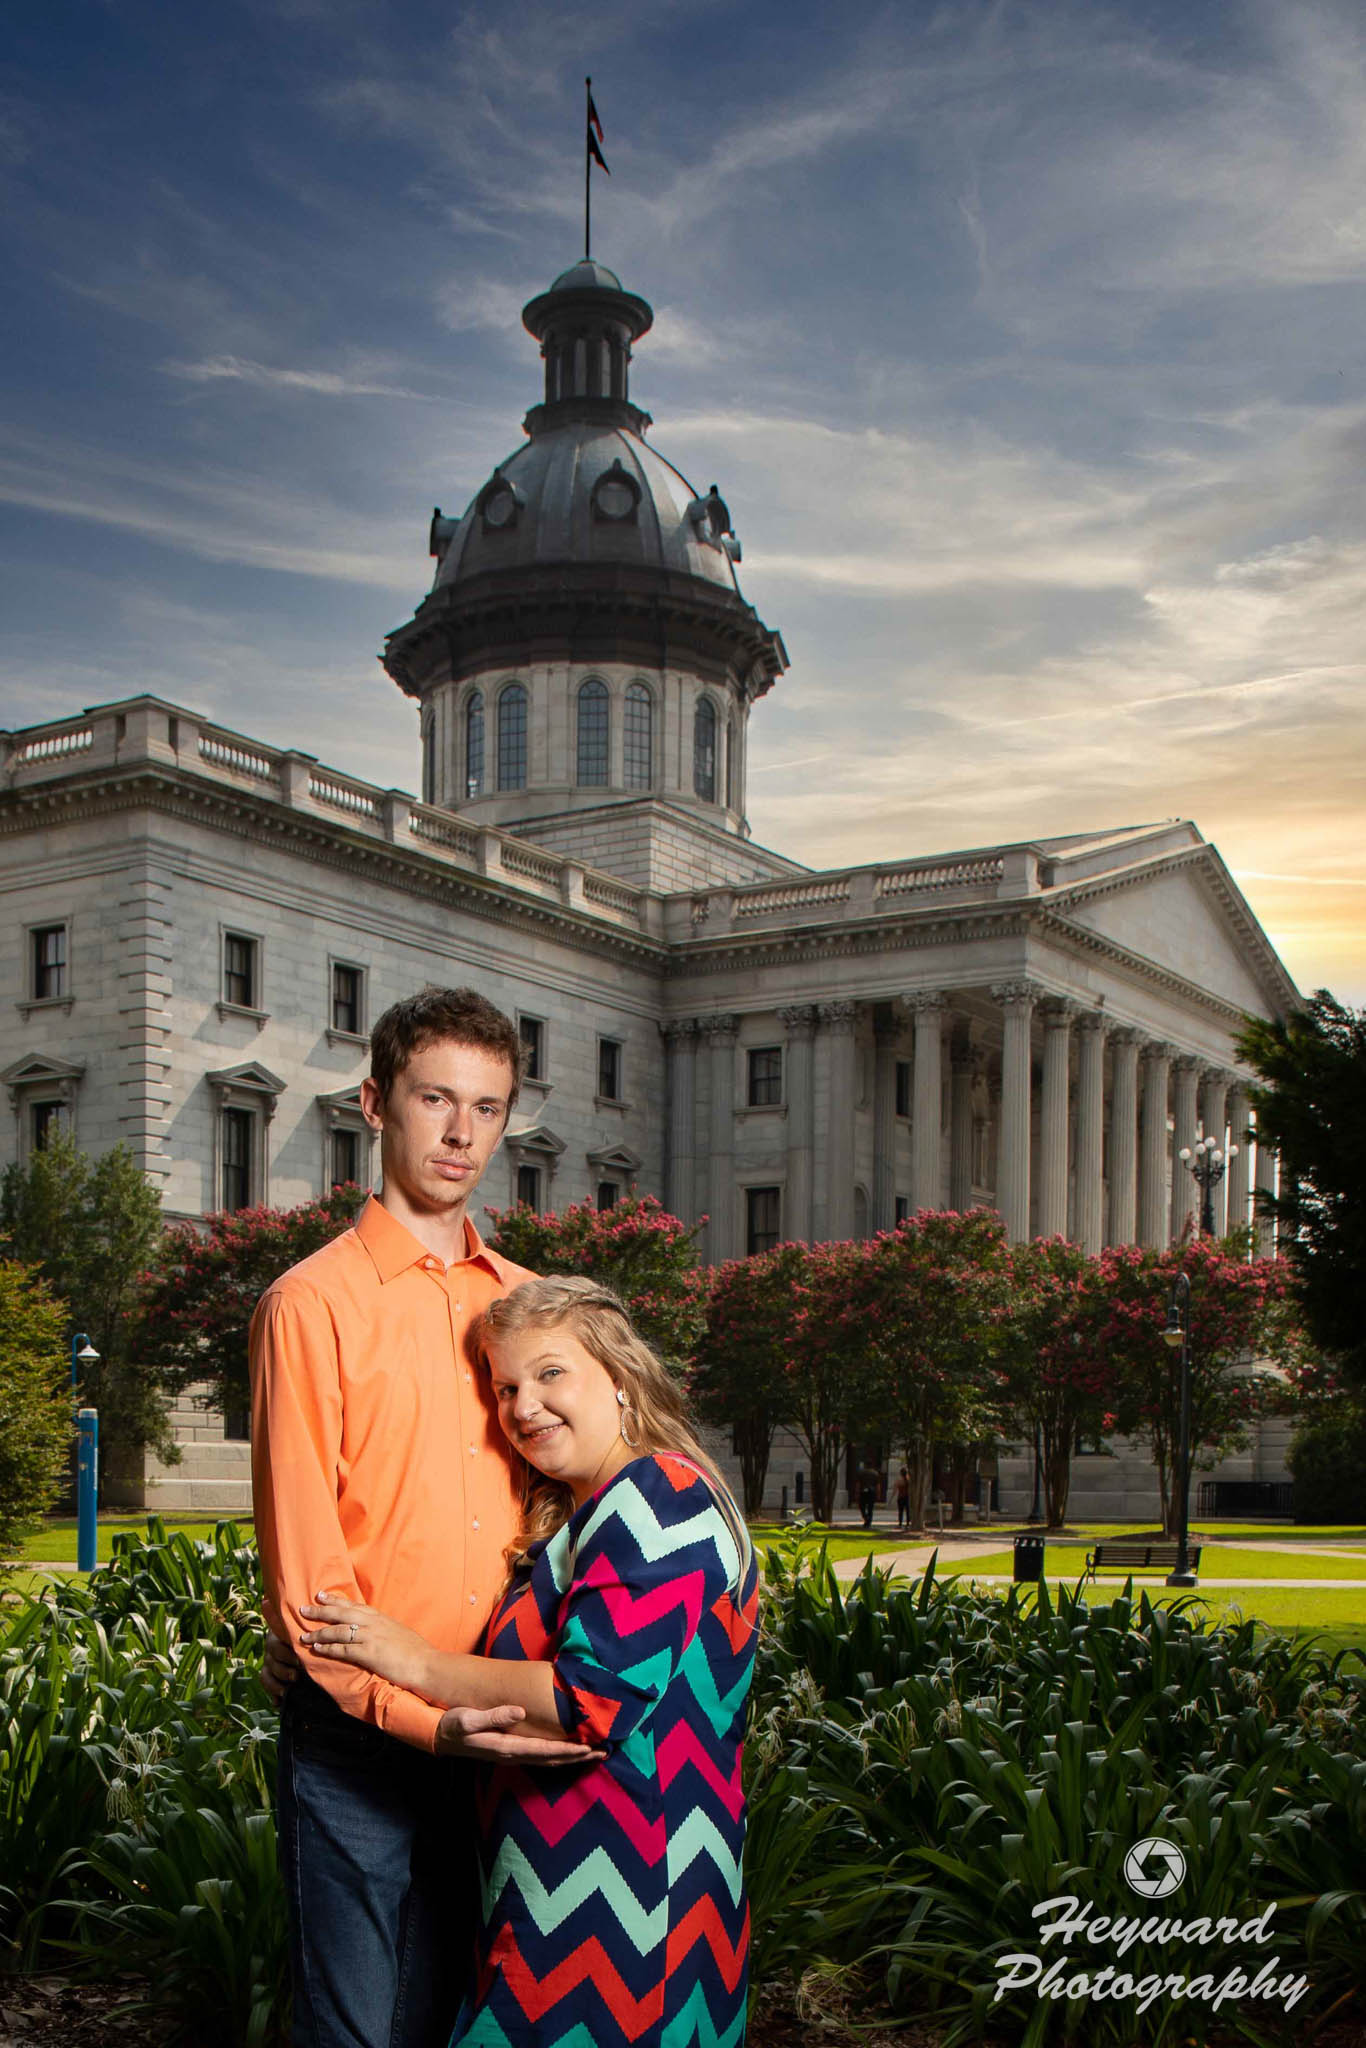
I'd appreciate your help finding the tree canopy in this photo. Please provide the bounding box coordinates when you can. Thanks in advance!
[1237,990,1366,1387]
[0,1131,169,1467]
[0,1262,72,1554]
[137,1187,364,1423]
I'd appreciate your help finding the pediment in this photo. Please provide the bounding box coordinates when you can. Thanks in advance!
[1,1052,85,1090]
[505,1121,567,1161]
[207,1060,287,1099]
[586,1143,642,1175]
[1052,850,1298,1018]
[317,1083,366,1112]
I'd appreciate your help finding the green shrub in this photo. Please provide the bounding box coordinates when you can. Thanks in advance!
[0,1263,73,1556]
[746,1541,1366,2043]
[0,1517,279,2024]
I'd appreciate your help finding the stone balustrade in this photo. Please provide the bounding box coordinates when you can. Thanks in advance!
[4,695,658,939]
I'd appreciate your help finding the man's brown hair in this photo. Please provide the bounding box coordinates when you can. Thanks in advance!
[369,987,522,1111]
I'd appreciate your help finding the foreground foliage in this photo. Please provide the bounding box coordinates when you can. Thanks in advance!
[748,1541,1366,2043]
[3,1525,1363,2045]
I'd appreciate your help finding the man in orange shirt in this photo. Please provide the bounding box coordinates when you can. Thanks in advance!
[250,987,590,2048]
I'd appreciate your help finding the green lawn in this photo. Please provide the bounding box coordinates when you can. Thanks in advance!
[747,1524,904,1565]
[937,1542,1366,1584]
[10,1513,255,1566]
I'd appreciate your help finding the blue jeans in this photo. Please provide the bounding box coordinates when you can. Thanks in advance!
[277,1678,477,2048]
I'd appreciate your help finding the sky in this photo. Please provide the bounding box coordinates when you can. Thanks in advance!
[3,0,1364,1001]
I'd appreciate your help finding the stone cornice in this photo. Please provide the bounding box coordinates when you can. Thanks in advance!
[2,766,668,975]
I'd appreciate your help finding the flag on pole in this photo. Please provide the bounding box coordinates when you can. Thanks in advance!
[587,83,609,174]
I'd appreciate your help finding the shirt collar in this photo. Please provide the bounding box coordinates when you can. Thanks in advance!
[354,1192,508,1284]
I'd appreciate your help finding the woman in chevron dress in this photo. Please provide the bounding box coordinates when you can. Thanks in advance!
[300,1276,759,2048]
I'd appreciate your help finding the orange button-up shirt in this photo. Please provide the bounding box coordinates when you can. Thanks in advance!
[249,1194,533,1751]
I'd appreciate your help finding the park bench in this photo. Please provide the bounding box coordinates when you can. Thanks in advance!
[1085,1540,1202,1579]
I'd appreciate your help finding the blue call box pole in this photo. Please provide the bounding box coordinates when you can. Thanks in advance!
[70,1331,100,1573]
[77,1409,99,1572]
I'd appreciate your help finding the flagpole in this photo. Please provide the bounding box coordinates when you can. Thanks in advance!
[585,76,592,260]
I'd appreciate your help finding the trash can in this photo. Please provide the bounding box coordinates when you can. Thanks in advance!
[1013,1534,1045,1583]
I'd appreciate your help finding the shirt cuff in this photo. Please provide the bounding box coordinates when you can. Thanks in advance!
[377,1688,446,1754]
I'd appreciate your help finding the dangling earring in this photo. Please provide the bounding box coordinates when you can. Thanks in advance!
[616,1384,640,1450]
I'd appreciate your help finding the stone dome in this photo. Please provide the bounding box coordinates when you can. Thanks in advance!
[430,425,743,595]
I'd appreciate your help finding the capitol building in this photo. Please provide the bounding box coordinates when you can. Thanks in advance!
[1,257,1298,1518]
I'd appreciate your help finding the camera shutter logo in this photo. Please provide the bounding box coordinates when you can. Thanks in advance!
[1123,1837,1187,1899]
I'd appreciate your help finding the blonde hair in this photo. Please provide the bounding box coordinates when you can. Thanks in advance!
[471,1275,753,1586]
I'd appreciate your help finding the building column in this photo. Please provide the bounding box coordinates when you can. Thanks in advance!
[1170,1055,1201,1241]
[1254,1118,1277,1256]
[779,1004,817,1243]
[1226,1082,1252,1241]
[661,1019,698,1223]
[1138,1041,1173,1248]
[871,1010,901,1233]
[909,992,947,1213]
[819,1000,858,1241]
[992,981,1037,1242]
[1073,1013,1108,1255]
[1037,998,1075,1239]
[704,1014,738,1263]
[949,1030,977,1214]
[1200,1068,1229,1236]
[1106,1028,1140,1246]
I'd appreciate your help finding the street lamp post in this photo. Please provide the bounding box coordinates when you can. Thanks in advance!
[1027,1422,1043,1523]
[69,1331,100,1573]
[1178,1136,1238,1238]
[1163,1271,1198,1588]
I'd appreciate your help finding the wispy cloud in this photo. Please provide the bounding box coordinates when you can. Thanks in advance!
[162,355,440,401]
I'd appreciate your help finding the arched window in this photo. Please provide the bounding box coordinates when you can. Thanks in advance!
[624,683,653,790]
[724,715,737,809]
[421,711,436,805]
[693,695,717,802]
[576,678,609,787]
[464,690,484,799]
[497,683,527,791]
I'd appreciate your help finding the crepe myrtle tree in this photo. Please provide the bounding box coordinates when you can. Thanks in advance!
[485,1193,707,1373]
[773,1239,883,1524]
[824,1210,1015,1531]
[1100,1237,1303,1535]
[136,1187,364,1426]
[998,1237,1115,1530]
[690,1246,804,1515]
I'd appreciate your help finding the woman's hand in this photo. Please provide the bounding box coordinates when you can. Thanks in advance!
[299,1593,436,1697]
[262,1628,300,1703]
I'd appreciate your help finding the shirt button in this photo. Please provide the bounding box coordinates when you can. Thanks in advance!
[469,1444,477,1455]
[465,1373,472,1384]
[424,1258,439,1271]
[472,1519,480,1531]
[469,1594,478,1605]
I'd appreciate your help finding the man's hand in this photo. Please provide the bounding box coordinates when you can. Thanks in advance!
[434,1704,603,1765]
[262,1628,301,1705]
[300,1594,436,1695]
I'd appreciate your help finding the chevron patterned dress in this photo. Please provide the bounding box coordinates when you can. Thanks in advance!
[452,1451,759,2048]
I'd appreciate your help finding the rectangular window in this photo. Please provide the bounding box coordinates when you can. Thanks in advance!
[222,1402,251,1444]
[597,1181,619,1212]
[597,1038,622,1102]
[747,1046,782,1107]
[31,1100,66,1151]
[894,1196,910,1225]
[331,964,363,1037]
[895,1060,911,1119]
[746,1185,781,1255]
[223,933,258,1011]
[519,1015,545,1083]
[31,924,67,1001]
[221,1106,254,1210]
[331,1128,362,1189]
[517,1163,541,1209]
